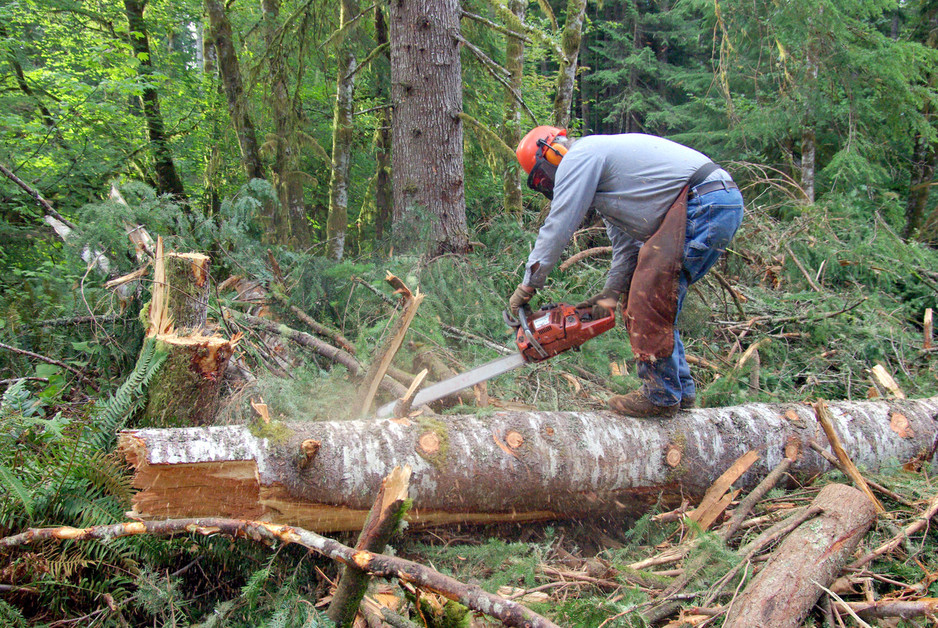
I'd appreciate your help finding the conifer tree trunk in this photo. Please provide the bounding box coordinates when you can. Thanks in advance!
[390,0,469,255]
[204,0,264,181]
[502,0,525,216]
[262,0,311,248]
[374,7,393,246]
[123,0,187,200]
[326,0,359,260]
[552,0,587,128]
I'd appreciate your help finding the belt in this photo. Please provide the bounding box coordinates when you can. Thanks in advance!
[688,179,738,199]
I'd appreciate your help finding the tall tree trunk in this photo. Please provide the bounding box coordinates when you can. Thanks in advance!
[552,0,588,128]
[326,0,360,260]
[905,7,936,239]
[374,6,392,246]
[203,0,264,181]
[502,0,525,216]
[261,0,310,248]
[123,0,187,200]
[801,127,816,204]
[119,397,938,532]
[390,0,469,255]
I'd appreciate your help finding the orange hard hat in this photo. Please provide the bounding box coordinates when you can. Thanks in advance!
[516,126,567,174]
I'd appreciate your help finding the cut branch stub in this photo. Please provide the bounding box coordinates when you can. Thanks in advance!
[665,443,683,468]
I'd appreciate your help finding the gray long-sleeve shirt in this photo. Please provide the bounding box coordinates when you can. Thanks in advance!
[522,134,730,292]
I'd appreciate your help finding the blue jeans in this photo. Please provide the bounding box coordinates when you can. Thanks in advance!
[639,187,744,406]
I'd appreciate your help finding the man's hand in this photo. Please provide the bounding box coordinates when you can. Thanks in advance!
[508,284,536,319]
[576,288,623,318]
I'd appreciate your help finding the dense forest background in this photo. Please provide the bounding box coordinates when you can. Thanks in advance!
[1,0,938,625]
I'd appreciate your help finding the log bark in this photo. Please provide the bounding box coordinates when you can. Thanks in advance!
[118,397,938,532]
[723,483,877,628]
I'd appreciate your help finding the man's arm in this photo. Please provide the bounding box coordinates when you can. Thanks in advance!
[522,149,605,288]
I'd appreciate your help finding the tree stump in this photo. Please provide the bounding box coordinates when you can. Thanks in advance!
[723,483,877,628]
[163,252,210,331]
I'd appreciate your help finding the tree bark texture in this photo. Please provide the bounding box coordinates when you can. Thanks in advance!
[552,0,587,128]
[502,0,525,216]
[119,397,938,532]
[203,0,264,181]
[163,252,210,331]
[723,483,877,628]
[326,0,359,261]
[390,0,469,255]
[262,0,310,248]
[142,335,234,426]
[373,6,393,246]
[123,0,187,199]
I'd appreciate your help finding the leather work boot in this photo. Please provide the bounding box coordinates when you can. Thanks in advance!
[608,391,679,418]
[680,396,697,410]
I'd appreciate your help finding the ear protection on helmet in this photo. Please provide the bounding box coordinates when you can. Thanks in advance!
[537,137,568,166]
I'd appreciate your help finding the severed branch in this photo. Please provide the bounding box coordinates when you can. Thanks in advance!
[269,290,357,356]
[0,518,560,628]
[807,440,913,506]
[721,456,792,542]
[783,243,822,292]
[848,491,938,570]
[813,400,885,513]
[225,308,408,398]
[355,273,424,417]
[327,466,412,627]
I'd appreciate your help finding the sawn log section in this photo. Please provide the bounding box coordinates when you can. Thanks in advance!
[119,397,938,532]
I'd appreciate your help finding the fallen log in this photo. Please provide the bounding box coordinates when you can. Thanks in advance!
[118,397,938,532]
[722,484,877,628]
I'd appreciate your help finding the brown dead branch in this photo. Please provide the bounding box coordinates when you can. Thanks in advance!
[558,246,612,272]
[849,491,938,570]
[225,308,407,399]
[327,466,412,627]
[807,440,913,506]
[0,341,100,392]
[355,273,424,417]
[721,456,792,542]
[0,518,560,628]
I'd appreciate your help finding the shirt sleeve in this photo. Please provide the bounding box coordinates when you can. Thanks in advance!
[603,219,640,294]
[522,150,604,288]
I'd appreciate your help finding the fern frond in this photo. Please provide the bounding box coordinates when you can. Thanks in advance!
[85,338,167,452]
[0,463,34,519]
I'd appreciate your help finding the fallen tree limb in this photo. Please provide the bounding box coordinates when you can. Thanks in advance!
[839,598,938,621]
[723,484,877,628]
[118,397,938,532]
[0,518,559,628]
[0,341,100,392]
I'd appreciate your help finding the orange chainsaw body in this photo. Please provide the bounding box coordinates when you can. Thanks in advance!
[515,303,616,362]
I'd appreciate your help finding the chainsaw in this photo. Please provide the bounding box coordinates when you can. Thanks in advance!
[375,303,616,418]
